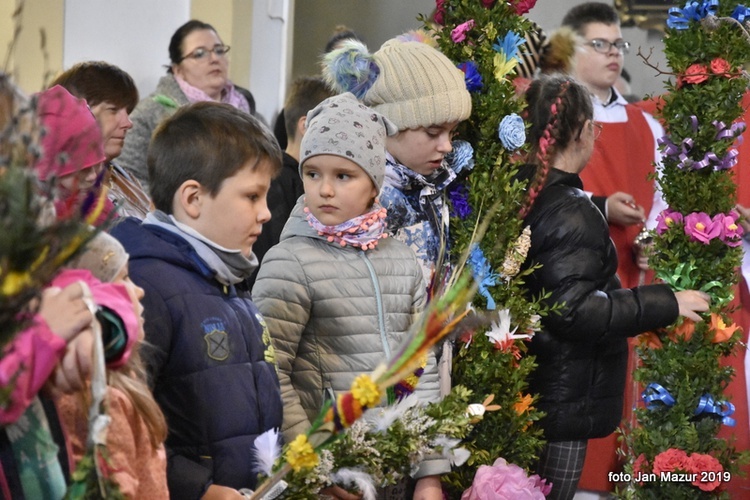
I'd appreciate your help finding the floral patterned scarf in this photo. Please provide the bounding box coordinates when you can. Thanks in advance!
[305,202,388,250]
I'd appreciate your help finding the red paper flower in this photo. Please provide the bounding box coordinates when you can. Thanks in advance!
[633,453,650,484]
[653,448,690,475]
[481,0,496,7]
[709,57,731,76]
[434,0,446,25]
[680,63,710,86]
[688,453,724,492]
[509,0,537,15]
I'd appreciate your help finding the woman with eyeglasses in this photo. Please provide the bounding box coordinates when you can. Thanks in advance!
[119,20,256,191]
[518,75,710,500]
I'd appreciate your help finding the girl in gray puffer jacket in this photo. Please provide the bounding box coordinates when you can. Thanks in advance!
[253,93,448,499]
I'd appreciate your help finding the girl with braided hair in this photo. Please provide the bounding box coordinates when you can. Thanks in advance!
[518,75,710,500]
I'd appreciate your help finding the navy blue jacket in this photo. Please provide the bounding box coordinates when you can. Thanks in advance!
[112,217,283,499]
[521,167,678,441]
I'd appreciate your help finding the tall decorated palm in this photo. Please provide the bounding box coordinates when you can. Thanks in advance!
[424,0,550,494]
[619,2,750,498]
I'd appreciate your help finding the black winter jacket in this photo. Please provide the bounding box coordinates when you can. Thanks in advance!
[521,167,678,441]
[112,218,283,499]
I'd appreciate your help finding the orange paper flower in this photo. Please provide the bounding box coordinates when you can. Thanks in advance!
[638,331,663,349]
[669,319,695,342]
[514,393,533,415]
[709,313,739,343]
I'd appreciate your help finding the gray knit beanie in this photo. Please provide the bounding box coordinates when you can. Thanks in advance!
[300,92,397,190]
[364,39,472,131]
[68,231,128,283]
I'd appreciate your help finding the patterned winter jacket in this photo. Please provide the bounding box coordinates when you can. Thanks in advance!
[111,217,282,499]
[253,202,448,478]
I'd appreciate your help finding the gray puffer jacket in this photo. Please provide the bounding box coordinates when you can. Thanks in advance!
[118,75,188,191]
[253,203,446,477]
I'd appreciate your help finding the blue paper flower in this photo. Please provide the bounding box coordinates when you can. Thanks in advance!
[446,140,475,175]
[498,113,526,151]
[457,61,483,92]
[492,31,524,61]
[448,183,472,219]
[468,244,498,310]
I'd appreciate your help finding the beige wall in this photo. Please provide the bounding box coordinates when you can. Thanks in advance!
[190,0,253,88]
[1,0,64,94]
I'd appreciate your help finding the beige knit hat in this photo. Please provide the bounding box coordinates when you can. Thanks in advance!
[364,39,472,131]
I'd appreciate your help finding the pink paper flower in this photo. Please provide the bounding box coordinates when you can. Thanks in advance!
[633,453,650,484]
[688,452,723,492]
[681,63,710,86]
[715,211,743,247]
[652,448,690,475]
[461,457,551,499]
[684,212,721,244]
[510,0,537,15]
[451,20,475,43]
[434,0,446,25]
[655,209,683,235]
[710,57,731,76]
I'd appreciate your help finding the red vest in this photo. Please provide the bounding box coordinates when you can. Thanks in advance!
[579,105,656,288]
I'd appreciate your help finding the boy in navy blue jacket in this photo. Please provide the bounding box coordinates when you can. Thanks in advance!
[111,102,283,500]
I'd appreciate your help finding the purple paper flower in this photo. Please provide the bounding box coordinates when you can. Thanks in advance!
[457,61,483,92]
[715,211,744,247]
[498,113,526,151]
[655,209,684,235]
[461,457,551,499]
[448,182,472,219]
[684,212,721,244]
[451,20,475,43]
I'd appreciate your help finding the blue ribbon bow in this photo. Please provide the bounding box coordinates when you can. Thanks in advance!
[667,0,720,29]
[642,383,676,410]
[732,5,750,23]
[695,394,736,426]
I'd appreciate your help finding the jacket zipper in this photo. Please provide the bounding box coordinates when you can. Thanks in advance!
[359,251,390,359]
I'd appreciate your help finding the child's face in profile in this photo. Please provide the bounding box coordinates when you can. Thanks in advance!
[113,260,145,340]
[302,154,378,226]
[386,121,459,176]
[191,159,273,258]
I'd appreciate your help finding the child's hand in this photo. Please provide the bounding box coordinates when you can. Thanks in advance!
[38,282,95,342]
[606,191,645,227]
[47,329,94,395]
[201,484,245,499]
[320,486,362,500]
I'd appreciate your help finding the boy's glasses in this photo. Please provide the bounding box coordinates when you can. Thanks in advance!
[585,38,630,55]
[179,45,231,62]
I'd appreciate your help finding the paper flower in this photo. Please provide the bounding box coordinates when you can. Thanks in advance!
[633,453,650,484]
[669,318,695,342]
[286,435,319,472]
[458,61,484,92]
[509,0,537,15]
[434,0,446,25]
[351,374,381,407]
[709,57,731,76]
[655,208,684,234]
[469,244,499,309]
[679,63,709,87]
[446,140,475,175]
[448,183,472,219]
[481,0,496,7]
[461,457,551,499]
[652,448,690,476]
[493,31,524,62]
[688,453,724,492]
[638,331,663,349]
[709,313,739,343]
[715,211,743,247]
[684,212,721,244]
[485,309,532,348]
[513,393,533,415]
[451,20,475,43]
[498,113,526,151]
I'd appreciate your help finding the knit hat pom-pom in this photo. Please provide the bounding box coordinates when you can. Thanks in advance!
[323,39,380,100]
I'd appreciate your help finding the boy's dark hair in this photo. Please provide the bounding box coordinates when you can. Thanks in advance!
[561,2,620,34]
[284,76,335,140]
[525,74,593,163]
[148,102,282,213]
[51,61,139,113]
[169,19,218,66]
[324,26,362,54]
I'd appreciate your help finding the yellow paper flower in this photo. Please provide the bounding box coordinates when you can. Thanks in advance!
[493,53,517,82]
[285,435,319,472]
[351,374,381,407]
[1,271,32,297]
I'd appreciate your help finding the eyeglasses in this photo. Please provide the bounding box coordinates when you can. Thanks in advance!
[179,45,231,62]
[585,38,630,55]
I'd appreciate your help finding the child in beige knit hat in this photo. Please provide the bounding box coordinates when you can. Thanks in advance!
[324,33,474,289]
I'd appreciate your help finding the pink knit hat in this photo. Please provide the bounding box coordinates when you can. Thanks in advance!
[34,85,105,181]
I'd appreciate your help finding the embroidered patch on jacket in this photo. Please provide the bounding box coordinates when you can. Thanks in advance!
[202,317,230,361]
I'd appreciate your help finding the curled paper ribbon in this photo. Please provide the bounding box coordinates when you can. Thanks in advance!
[667,0,719,29]
[642,383,676,410]
[695,394,736,426]
[713,120,746,142]
[732,5,750,23]
[659,118,745,171]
